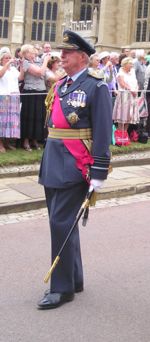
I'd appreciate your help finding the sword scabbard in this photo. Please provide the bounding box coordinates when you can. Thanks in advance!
[44,255,60,283]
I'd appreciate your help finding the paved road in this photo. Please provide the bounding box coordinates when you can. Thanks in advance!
[0,194,150,342]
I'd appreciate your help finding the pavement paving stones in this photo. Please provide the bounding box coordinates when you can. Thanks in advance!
[0,192,150,226]
[0,162,149,214]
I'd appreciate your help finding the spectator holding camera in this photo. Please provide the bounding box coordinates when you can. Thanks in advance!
[20,44,51,151]
[41,43,51,61]
[0,47,24,153]
[98,51,113,94]
[46,53,66,91]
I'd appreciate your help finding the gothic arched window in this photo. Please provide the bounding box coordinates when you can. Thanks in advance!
[80,0,100,21]
[3,19,8,38]
[37,22,43,40]
[33,1,38,19]
[52,3,57,20]
[4,0,9,17]
[46,2,51,20]
[135,0,149,42]
[31,22,37,40]
[80,5,86,20]
[51,22,56,41]
[87,5,92,20]
[137,0,142,18]
[45,22,50,41]
[136,21,141,42]
[142,21,147,41]
[39,1,44,20]
[0,0,10,38]
[0,19,2,37]
[31,0,57,42]
[143,0,148,17]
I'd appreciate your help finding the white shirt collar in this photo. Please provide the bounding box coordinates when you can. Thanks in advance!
[67,68,87,82]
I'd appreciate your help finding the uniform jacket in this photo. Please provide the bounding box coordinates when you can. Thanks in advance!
[39,69,112,188]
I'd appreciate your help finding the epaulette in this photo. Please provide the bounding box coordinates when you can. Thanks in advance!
[88,68,104,79]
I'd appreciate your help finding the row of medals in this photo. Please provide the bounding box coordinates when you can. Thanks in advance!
[61,87,87,125]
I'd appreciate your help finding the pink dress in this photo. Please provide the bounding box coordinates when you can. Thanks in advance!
[113,68,140,124]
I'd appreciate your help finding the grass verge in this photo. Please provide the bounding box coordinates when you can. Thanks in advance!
[0,148,43,166]
[0,141,150,167]
[111,139,150,154]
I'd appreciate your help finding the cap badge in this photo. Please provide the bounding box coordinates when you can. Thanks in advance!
[63,34,69,42]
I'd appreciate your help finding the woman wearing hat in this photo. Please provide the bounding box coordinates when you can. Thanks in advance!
[45,54,65,92]
[0,47,24,153]
[98,51,113,87]
[113,57,139,136]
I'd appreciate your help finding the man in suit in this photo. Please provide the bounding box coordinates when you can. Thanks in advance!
[38,30,112,309]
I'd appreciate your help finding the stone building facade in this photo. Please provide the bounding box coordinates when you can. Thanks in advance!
[0,0,150,54]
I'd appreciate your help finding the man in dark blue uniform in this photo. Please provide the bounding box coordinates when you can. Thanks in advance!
[38,30,112,309]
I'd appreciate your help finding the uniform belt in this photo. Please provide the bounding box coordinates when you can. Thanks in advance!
[48,127,92,139]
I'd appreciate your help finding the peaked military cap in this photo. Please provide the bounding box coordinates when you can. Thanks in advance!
[57,30,95,57]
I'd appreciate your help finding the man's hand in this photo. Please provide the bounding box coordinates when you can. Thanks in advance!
[90,179,104,193]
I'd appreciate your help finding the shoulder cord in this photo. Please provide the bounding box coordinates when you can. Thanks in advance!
[44,82,56,126]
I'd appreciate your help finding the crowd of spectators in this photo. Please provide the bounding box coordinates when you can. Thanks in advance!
[0,42,65,153]
[90,48,150,144]
[0,43,150,153]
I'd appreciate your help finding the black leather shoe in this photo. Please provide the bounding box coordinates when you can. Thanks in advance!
[44,283,83,296]
[37,292,74,310]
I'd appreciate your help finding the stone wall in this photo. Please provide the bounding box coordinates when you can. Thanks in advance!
[0,0,149,54]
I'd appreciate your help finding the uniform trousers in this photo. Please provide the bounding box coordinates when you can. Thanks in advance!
[45,181,88,294]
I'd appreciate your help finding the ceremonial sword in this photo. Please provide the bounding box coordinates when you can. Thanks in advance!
[44,186,94,283]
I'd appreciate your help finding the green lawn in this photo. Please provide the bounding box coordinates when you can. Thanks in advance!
[0,148,43,167]
[110,139,150,154]
[0,140,150,167]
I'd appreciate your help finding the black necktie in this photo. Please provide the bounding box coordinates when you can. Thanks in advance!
[66,78,73,88]
[61,78,73,94]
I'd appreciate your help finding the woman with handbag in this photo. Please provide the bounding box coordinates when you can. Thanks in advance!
[113,57,139,145]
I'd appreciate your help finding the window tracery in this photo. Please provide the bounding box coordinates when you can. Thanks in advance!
[80,0,100,21]
[0,0,10,38]
[31,0,57,42]
[136,0,149,42]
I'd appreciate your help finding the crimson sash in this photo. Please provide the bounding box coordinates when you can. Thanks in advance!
[51,86,94,182]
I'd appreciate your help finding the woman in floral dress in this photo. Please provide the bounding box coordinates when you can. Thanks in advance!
[0,47,23,153]
[113,57,139,131]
